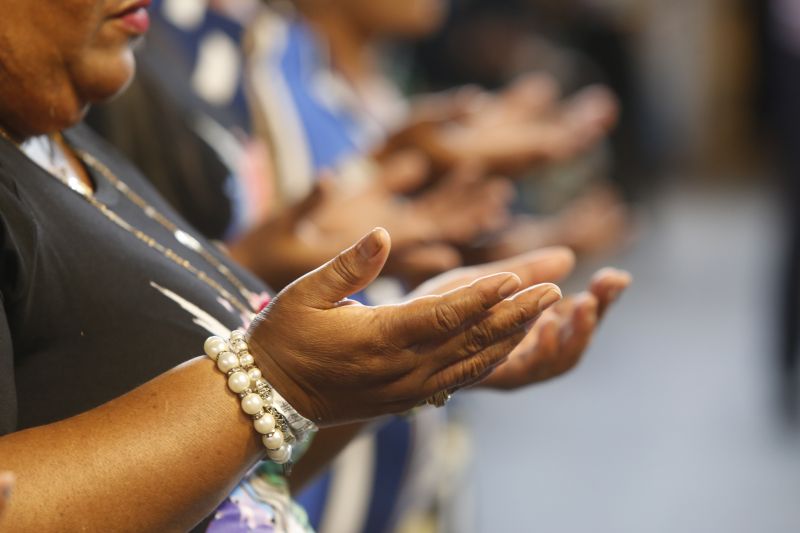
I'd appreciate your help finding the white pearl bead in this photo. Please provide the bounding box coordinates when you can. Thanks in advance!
[230,330,245,341]
[262,429,284,450]
[267,443,292,464]
[217,352,239,373]
[227,371,250,394]
[253,413,276,434]
[204,337,227,360]
[247,368,262,382]
[238,353,255,368]
[241,393,264,415]
[254,378,268,389]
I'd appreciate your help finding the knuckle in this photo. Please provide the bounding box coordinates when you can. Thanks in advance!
[433,302,463,332]
[465,323,493,354]
[511,303,535,328]
[330,255,361,288]
[460,356,488,384]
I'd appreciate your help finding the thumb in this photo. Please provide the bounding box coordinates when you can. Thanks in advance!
[290,228,391,308]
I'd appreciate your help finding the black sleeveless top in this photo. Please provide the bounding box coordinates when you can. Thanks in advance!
[0,124,270,435]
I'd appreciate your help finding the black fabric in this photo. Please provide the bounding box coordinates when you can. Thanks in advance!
[0,124,269,436]
[85,18,244,241]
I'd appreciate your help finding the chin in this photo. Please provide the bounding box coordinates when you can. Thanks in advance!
[73,48,137,105]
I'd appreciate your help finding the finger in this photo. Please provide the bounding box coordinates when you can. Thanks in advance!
[469,246,576,287]
[440,159,484,187]
[426,283,562,371]
[289,227,392,308]
[427,328,528,393]
[564,84,620,133]
[410,85,489,125]
[502,73,561,116]
[557,293,598,372]
[589,268,632,319]
[551,295,578,318]
[0,471,14,516]
[390,272,529,344]
[479,313,561,389]
[379,150,431,194]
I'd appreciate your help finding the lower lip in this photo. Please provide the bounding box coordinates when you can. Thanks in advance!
[115,7,150,34]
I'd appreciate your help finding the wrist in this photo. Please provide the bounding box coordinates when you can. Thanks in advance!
[204,330,319,469]
[246,333,322,426]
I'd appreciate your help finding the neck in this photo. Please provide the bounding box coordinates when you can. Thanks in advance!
[299,7,378,87]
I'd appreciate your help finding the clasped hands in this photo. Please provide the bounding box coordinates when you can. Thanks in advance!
[247,228,630,427]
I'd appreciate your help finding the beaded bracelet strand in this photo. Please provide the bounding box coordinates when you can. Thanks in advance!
[204,330,317,468]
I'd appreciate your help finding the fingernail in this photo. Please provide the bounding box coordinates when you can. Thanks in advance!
[538,288,562,310]
[356,229,383,259]
[497,275,520,298]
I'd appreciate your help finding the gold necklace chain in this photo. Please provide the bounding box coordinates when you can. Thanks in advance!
[0,126,258,318]
[78,150,258,309]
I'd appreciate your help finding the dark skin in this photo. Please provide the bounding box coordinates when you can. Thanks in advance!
[291,248,632,491]
[0,1,574,529]
[0,1,630,529]
[0,471,12,520]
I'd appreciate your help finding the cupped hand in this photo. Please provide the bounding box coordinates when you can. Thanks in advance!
[472,185,632,264]
[246,228,562,426]
[477,267,631,390]
[305,154,512,250]
[232,151,512,289]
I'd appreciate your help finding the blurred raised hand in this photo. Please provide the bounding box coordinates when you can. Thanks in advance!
[230,151,512,289]
[379,73,619,176]
[471,184,632,264]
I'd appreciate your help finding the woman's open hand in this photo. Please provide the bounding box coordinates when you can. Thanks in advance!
[247,228,561,426]
[407,246,631,390]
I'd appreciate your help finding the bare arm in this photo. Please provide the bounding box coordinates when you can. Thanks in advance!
[0,358,262,532]
[0,229,561,531]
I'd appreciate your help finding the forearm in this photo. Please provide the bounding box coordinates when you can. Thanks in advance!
[0,357,264,532]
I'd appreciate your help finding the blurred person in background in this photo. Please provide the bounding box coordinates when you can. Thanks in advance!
[87,0,513,291]
[250,0,630,264]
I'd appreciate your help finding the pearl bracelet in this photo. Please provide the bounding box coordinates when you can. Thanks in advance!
[204,330,314,466]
